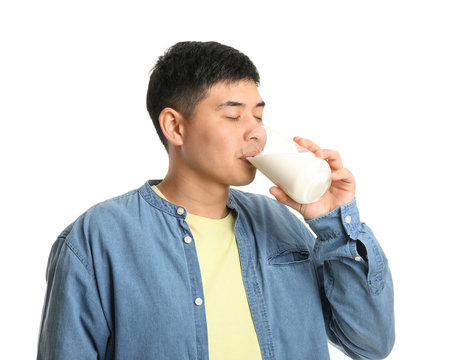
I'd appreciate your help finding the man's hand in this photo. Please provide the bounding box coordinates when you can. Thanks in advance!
[269,137,356,220]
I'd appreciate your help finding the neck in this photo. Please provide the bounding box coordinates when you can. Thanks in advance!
[157,164,230,220]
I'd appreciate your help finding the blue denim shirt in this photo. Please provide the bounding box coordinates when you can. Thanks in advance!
[38,180,394,359]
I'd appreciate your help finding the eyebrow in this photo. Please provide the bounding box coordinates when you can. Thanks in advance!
[216,100,266,110]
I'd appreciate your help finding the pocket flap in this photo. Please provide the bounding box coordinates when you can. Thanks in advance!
[267,248,310,265]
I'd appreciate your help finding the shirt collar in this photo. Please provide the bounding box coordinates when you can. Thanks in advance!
[139,180,240,218]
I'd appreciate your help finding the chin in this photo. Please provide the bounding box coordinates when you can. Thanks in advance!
[229,170,257,187]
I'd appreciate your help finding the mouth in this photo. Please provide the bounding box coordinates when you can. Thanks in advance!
[239,144,263,160]
[240,150,261,161]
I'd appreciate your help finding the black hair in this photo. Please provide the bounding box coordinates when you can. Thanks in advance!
[146,41,260,150]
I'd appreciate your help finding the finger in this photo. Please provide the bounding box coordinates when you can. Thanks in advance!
[331,168,355,184]
[269,186,302,212]
[314,149,343,170]
[293,137,321,153]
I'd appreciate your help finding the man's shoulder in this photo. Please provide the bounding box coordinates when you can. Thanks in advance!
[85,187,141,219]
[53,184,147,258]
[60,185,143,238]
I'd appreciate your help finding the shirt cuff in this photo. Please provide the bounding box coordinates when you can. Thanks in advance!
[306,198,362,242]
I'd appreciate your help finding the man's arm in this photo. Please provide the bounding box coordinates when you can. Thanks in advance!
[270,138,394,359]
[37,225,110,359]
[306,199,395,359]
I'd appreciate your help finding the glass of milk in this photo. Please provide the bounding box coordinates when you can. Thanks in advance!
[246,126,332,204]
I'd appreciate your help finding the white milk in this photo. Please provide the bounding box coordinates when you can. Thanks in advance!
[248,151,331,204]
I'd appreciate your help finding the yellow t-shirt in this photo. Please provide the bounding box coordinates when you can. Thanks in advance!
[152,186,262,360]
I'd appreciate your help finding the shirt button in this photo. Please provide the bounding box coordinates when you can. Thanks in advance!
[345,215,352,224]
[194,298,203,306]
[176,207,185,215]
[184,236,192,244]
[354,256,362,262]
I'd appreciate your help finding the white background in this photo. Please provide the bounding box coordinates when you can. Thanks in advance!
[1,0,453,358]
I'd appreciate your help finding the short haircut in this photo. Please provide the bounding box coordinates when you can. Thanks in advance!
[146,41,260,150]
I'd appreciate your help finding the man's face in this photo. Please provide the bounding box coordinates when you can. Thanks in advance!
[180,79,265,187]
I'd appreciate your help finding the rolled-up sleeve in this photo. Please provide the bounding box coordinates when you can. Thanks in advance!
[306,199,395,359]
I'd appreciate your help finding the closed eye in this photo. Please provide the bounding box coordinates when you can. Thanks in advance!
[224,116,263,122]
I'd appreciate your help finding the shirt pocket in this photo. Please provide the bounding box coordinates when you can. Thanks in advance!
[267,247,310,266]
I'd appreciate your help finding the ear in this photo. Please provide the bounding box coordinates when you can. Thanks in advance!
[159,107,185,147]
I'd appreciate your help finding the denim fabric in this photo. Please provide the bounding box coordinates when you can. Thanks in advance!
[38,180,394,359]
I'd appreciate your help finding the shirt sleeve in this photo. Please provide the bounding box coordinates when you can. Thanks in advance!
[37,225,110,360]
[305,199,395,359]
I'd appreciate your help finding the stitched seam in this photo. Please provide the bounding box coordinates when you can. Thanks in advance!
[64,232,94,277]
[61,232,111,331]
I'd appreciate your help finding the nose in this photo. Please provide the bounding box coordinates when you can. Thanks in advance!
[248,130,259,141]
[245,125,266,147]
[244,116,263,140]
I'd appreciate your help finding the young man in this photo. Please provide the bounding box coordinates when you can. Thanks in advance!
[38,41,394,359]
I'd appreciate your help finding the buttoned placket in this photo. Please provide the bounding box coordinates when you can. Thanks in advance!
[233,211,276,360]
[176,207,209,360]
